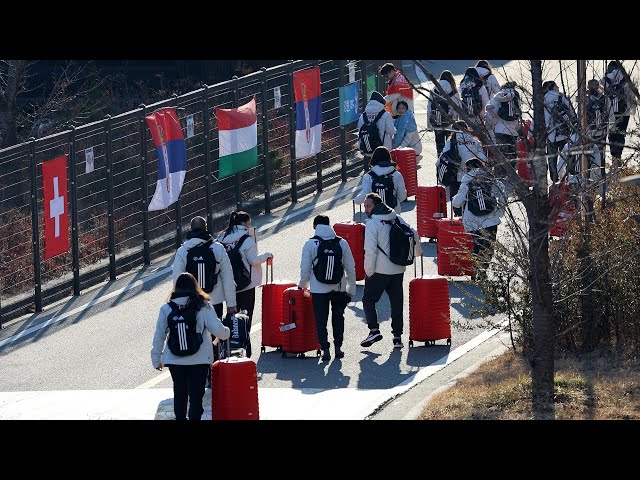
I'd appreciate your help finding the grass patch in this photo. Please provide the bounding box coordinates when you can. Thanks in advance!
[419,349,640,420]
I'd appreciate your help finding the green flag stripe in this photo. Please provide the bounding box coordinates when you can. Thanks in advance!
[219,145,258,178]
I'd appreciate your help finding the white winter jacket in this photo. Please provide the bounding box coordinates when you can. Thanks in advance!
[438,131,488,182]
[557,133,603,187]
[217,225,271,292]
[601,67,637,117]
[172,234,237,307]
[364,204,421,277]
[357,100,396,152]
[544,89,576,143]
[452,169,506,233]
[476,67,501,98]
[298,224,356,296]
[485,87,520,136]
[353,163,408,214]
[426,79,462,131]
[150,297,230,369]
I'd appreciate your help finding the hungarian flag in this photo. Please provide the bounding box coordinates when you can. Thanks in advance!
[217,96,258,178]
[294,67,322,159]
[146,108,186,211]
[42,155,69,259]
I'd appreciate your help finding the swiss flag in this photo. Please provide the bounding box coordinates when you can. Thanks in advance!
[42,155,69,259]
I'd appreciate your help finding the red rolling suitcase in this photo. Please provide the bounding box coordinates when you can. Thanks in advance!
[391,147,418,198]
[211,340,259,420]
[416,185,447,241]
[436,217,474,277]
[549,182,574,238]
[333,203,366,281]
[409,257,451,347]
[280,287,321,358]
[260,259,296,352]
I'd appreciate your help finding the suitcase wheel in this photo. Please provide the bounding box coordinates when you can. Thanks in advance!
[428,238,437,243]
[316,349,321,357]
[276,345,282,351]
[409,340,414,348]
[261,345,266,353]
[282,351,287,359]
[447,338,452,346]
[297,352,306,358]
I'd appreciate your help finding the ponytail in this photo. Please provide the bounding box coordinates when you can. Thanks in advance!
[222,210,251,238]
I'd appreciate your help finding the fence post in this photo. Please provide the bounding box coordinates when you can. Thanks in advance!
[314,60,323,193]
[260,67,272,214]
[288,60,298,202]
[202,85,214,230]
[68,126,80,295]
[104,115,116,281]
[139,104,150,265]
[29,137,43,312]
[339,59,347,183]
[362,60,368,106]
[232,76,243,211]
[376,60,383,93]
[171,94,182,251]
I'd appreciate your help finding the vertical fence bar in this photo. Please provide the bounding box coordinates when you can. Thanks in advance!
[261,68,272,214]
[202,85,214,229]
[315,60,323,193]
[362,60,368,106]
[69,126,80,295]
[376,60,383,93]
[29,138,43,312]
[339,59,347,182]
[139,104,150,265]
[288,60,298,202]
[104,115,116,281]
[172,94,182,250]
[232,76,243,211]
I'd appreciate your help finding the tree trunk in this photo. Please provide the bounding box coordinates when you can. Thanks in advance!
[0,60,27,149]
[528,60,555,418]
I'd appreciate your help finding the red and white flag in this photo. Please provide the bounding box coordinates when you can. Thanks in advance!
[42,155,69,259]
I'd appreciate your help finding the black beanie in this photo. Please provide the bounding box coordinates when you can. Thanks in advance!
[370,146,392,166]
[369,91,386,106]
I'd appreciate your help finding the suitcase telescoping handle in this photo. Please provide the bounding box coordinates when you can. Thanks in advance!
[352,200,362,222]
[413,254,424,278]
[216,337,233,363]
[266,256,273,283]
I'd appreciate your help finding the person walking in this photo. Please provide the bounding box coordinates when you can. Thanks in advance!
[357,90,396,161]
[216,211,273,326]
[359,192,421,350]
[172,216,237,320]
[485,81,522,176]
[451,157,506,280]
[151,272,230,421]
[392,100,423,161]
[543,80,577,182]
[298,214,356,361]
[475,60,501,99]
[380,62,414,116]
[354,146,407,214]
[427,70,462,158]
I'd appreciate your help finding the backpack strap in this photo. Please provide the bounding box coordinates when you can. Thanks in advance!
[232,234,250,252]
[376,218,397,259]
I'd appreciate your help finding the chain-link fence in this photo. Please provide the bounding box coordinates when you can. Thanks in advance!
[0,59,395,325]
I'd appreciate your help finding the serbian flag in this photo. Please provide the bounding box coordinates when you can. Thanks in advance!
[217,96,258,178]
[294,67,322,159]
[42,155,69,259]
[146,108,186,211]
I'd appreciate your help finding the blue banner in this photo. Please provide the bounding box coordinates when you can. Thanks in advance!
[339,82,360,126]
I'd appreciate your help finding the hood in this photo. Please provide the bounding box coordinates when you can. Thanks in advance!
[182,236,211,250]
[499,87,517,101]
[475,66,490,78]
[438,79,453,95]
[460,168,483,184]
[186,229,213,241]
[371,164,396,176]
[365,100,386,115]
[218,225,252,244]
[544,89,562,102]
[606,68,624,84]
[370,202,396,221]
[314,224,336,240]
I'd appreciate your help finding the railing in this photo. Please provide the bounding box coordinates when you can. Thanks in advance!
[0,59,393,326]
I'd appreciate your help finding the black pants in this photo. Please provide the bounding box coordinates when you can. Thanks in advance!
[547,139,567,182]
[449,181,462,217]
[311,291,348,350]
[167,363,210,420]
[236,288,256,325]
[608,115,630,158]
[362,272,405,337]
[471,225,498,272]
[435,129,450,158]
[494,133,518,176]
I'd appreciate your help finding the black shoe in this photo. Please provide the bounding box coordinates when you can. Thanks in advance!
[393,337,404,349]
[335,346,345,359]
[321,349,331,361]
[360,330,383,347]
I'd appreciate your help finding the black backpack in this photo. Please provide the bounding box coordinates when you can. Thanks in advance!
[166,301,203,357]
[218,312,252,359]
[587,93,607,130]
[311,236,344,284]
[378,218,416,266]
[460,78,483,117]
[359,110,386,154]
[550,94,577,137]
[437,134,461,187]
[466,175,498,217]
[497,90,521,121]
[429,90,454,127]
[369,170,397,208]
[605,77,628,115]
[185,240,219,293]
[225,234,252,291]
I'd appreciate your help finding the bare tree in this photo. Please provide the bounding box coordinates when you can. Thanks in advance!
[0,60,30,148]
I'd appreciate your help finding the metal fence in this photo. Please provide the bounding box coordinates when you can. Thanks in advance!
[0,59,395,325]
